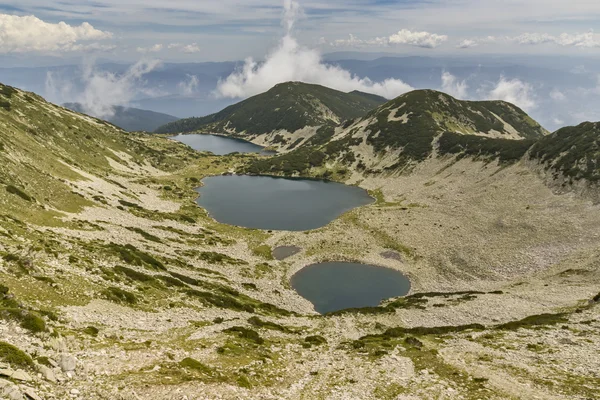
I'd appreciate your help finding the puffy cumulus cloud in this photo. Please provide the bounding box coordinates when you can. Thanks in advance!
[441,72,468,99]
[47,60,161,119]
[168,43,201,53]
[0,14,112,53]
[216,34,413,99]
[178,75,200,96]
[487,77,536,111]
[331,30,447,49]
[388,29,448,48]
[216,0,413,100]
[457,39,478,49]
[136,44,163,54]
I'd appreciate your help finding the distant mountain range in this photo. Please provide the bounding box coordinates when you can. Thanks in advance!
[64,103,179,132]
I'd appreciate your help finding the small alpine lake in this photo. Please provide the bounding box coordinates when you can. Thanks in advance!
[195,175,374,231]
[171,133,274,155]
[291,262,411,314]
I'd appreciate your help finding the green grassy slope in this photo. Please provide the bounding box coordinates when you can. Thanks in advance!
[0,83,194,225]
[529,121,600,183]
[155,82,387,135]
[243,89,548,176]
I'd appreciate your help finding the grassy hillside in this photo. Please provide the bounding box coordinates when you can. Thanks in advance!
[0,83,195,225]
[0,82,599,400]
[64,103,179,132]
[529,121,600,183]
[155,82,387,135]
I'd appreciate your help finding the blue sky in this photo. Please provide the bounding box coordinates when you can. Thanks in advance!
[2,0,600,62]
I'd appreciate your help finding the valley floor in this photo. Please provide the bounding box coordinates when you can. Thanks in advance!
[1,144,599,400]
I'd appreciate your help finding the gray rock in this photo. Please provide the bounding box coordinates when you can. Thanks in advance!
[23,387,42,400]
[59,354,76,372]
[38,365,56,382]
[10,370,32,382]
[0,378,24,400]
[0,368,14,377]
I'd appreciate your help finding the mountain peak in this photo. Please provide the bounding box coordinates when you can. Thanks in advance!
[155,82,387,135]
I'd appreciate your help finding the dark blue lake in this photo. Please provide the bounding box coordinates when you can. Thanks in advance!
[171,133,273,155]
[291,262,411,314]
[195,175,374,231]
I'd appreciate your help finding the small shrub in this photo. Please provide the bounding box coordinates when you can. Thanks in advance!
[495,313,568,330]
[305,335,327,346]
[102,287,137,304]
[118,199,142,209]
[179,357,214,375]
[20,312,46,333]
[157,275,186,287]
[223,326,264,345]
[126,227,162,243]
[114,265,157,284]
[0,341,34,368]
[83,326,99,336]
[237,375,252,388]
[248,316,292,333]
[5,185,32,202]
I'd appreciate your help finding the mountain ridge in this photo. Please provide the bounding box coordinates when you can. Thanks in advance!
[155,82,388,140]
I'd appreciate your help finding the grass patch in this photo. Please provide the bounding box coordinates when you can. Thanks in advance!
[101,286,137,305]
[223,326,264,345]
[5,185,33,202]
[179,357,216,376]
[495,313,568,330]
[105,243,166,271]
[304,335,327,347]
[126,227,163,243]
[83,326,100,336]
[252,245,273,260]
[0,341,34,369]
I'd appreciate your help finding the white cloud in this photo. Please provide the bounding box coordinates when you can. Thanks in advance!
[550,89,566,101]
[0,14,112,53]
[216,1,413,100]
[457,39,478,49]
[487,77,536,111]
[441,72,468,99]
[137,44,163,53]
[168,43,201,53]
[513,31,600,48]
[457,36,496,49]
[178,75,200,96]
[388,29,448,48]
[331,29,447,49]
[47,59,161,119]
[282,0,302,33]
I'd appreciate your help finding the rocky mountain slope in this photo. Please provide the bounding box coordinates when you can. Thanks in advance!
[244,89,547,175]
[155,82,387,149]
[64,103,179,132]
[0,82,599,400]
